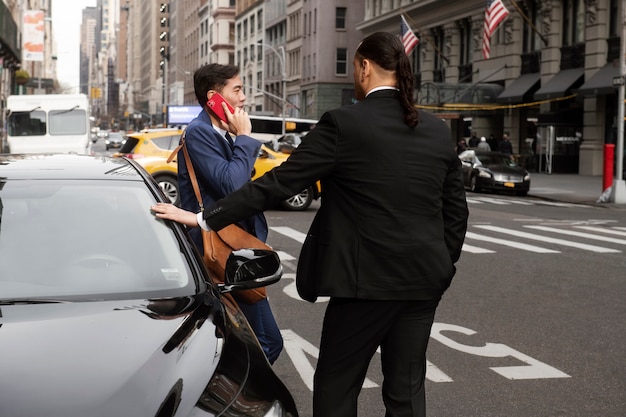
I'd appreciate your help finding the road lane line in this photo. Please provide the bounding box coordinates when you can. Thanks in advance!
[574,226,626,237]
[270,226,306,243]
[525,225,626,245]
[465,231,559,253]
[474,225,620,253]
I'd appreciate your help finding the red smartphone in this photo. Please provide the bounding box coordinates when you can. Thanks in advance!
[207,93,235,124]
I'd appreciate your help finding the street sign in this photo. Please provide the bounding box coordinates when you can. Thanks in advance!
[613,75,624,86]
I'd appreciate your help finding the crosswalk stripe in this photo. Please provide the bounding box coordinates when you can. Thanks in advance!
[270,226,306,243]
[525,225,626,245]
[465,231,559,253]
[475,225,620,253]
[462,243,496,254]
[574,226,626,237]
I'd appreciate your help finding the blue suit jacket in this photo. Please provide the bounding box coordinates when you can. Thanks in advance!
[177,110,268,249]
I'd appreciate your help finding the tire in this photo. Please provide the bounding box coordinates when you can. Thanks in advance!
[154,175,180,206]
[469,175,481,193]
[280,187,313,211]
[517,190,528,196]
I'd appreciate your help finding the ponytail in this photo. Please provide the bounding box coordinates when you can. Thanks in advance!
[356,32,419,127]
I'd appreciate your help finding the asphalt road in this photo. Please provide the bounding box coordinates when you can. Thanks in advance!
[264,195,626,417]
[98,139,625,416]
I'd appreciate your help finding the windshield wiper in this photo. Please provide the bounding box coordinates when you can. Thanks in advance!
[53,105,79,115]
[0,299,68,305]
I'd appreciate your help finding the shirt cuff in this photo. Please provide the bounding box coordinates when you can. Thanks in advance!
[197,212,211,231]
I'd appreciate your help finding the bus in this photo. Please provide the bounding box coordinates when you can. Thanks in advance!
[248,114,317,142]
[165,104,317,142]
[6,94,92,154]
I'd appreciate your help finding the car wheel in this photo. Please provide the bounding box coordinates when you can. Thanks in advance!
[280,187,313,211]
[154,175,180,206]
[517,190,528,196]
[470,175,481,193]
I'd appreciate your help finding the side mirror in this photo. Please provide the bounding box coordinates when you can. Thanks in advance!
[220,249,282,294]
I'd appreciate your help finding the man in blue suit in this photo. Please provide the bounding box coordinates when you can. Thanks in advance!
[177,63,283,364]
[155,33,469,416]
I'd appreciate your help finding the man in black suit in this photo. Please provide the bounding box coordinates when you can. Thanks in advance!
[153,32,469,417]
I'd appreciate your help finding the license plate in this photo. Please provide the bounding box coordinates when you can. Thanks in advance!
[504,182,515,188]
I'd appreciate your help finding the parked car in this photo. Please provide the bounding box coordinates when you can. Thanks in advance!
[0,153,297,417]
[270,133,305,154]
[458,149,531,196]
[104,131,126,150]
[117,128,321,210]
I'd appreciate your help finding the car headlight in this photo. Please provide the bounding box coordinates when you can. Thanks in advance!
[477,169,492,178]
[524,173,531,181]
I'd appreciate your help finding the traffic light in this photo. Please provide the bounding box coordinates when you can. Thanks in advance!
[158,2,169,62]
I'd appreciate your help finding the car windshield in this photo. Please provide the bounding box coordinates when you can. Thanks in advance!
[0,180,195,301]
[477,154,517,167]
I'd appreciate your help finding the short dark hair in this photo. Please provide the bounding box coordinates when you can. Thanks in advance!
[356,32,418,127]
[193,63,240,107]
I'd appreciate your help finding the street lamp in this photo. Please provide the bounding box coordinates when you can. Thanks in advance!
[258,41,286,136]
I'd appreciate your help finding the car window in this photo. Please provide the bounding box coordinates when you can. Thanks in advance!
[0,180,195,300]
[152,135,181,150]
[119,137,139,153]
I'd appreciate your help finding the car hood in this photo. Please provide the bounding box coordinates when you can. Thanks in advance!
[0,297,223,417]
[482,164,527,175]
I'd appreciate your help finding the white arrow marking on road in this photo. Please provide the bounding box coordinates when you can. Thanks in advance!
[465,231,560,253]
[525,225,626,246]
[430,323,570,380]
[280,329,379,391]
[475,225,620,253]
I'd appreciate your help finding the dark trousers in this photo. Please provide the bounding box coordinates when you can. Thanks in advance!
[313,297,440,417]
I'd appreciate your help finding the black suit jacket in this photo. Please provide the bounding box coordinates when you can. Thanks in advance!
[204,90,469,302]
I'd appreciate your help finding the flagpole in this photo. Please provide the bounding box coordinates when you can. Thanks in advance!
[504,0,548,46]
[401,12,450,64]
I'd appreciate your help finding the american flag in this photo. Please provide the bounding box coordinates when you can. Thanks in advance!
[400,14,419,55]
[482,0,509,59]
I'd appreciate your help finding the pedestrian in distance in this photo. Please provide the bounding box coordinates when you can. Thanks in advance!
[468,131,479,148]
[177,63,283,364]
[498,132,514,158]
[152,32,469,417]
[477,136,491,151]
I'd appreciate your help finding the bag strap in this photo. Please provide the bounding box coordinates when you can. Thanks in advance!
[168,129,204,212]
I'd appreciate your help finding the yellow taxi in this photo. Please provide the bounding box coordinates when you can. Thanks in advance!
[117,128,320,210]
[116,128,183,205]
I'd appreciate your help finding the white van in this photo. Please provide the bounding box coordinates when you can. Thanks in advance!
[6,94,92,154]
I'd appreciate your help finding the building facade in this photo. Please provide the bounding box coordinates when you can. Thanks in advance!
[358,0,623,175]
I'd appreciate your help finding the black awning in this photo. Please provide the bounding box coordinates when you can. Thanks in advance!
[534,68,584,100]
[496,73,540,103]
[576,61,620,96]
[537,107,583,127]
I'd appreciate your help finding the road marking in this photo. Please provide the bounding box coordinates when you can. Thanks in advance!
[465,231,559,253]
[281,329,378,391]
[474,225,620,253]
[431,323,570,380]
[276,251,296,261]
[466,195,591,208]
[270,226,306,243]
[574,226,626,237]
[462,243,496,254]
[525,225,626,245]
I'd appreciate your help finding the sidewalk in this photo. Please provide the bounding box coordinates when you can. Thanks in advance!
[528,173,625,206]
